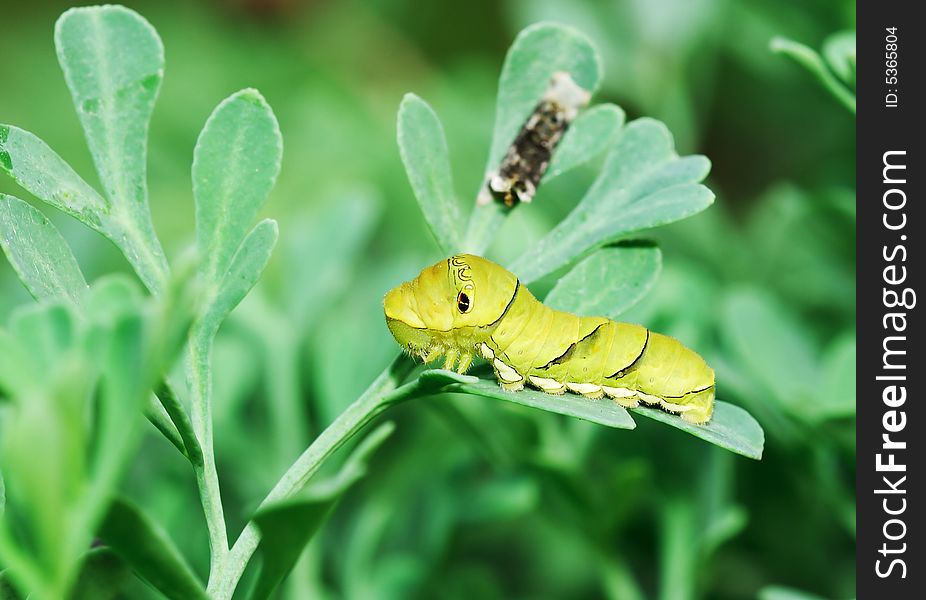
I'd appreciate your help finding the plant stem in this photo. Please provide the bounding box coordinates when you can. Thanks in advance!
[188,331,230,589]
[210,354,415,599]
[770,37,856,114]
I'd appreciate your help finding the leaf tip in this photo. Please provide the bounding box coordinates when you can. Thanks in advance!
[769,36,792,53]
[234,87,268,106]
[259,217,280,239]
[525,21,602,86]
[399,92,423,108]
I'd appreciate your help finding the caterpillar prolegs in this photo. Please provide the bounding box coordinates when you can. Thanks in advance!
[384,254,715,424]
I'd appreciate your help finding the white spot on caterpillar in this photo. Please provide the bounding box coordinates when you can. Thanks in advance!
[660,400,695,413]
[565,382,602,395]
[638,392,662,406]
[480,343,494,361]
[493,358,522,383]
[602,386,636,399]
[528,376,565,393]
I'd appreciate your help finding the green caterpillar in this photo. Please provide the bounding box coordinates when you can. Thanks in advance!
[384,254,715,424]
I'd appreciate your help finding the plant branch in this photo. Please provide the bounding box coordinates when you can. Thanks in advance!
[210,354,416,599]
[187,329,230,589]
[771,37,856,114]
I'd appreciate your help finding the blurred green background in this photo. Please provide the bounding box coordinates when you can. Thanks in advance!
[1,0,855,598]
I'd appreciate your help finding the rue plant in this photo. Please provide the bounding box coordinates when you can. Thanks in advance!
[0,6,763,599]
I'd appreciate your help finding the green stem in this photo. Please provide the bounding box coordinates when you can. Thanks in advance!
[209,354,415,599]
[771,37,856,114]
[188,331,230,589]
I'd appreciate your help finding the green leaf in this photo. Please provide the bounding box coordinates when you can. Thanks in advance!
[771,36,855,113]
[55,5,169,292]
[465,22,602,254]
[156,385,203,464]
[0,303,93,598]
[758,586,829,600]
[0,570,23,600]
[81,275,198,460]
[815,333,856,420]
[201,219,279,336]
[9,301,78,378]
[99,498,208,600]
[0,194,88,304]
[248,422,396,600]
[721,289,818,417]
[0,126,109,230]
[397,94,461,255]
[544,104,624,182]
[91,313,149,490]
[511,118,713,284]
[82,274,144,324]
[189,88,283,572]
[633,401,765,460]
[823,31,856,87]
[420,370,636,430]
[0,329,33,398]
[545,243,661,318]
[69,548,131,600]
[194,89,282,286]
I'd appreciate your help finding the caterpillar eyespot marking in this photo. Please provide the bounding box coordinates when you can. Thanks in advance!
[478,71,591,208]
[384,254,715,424]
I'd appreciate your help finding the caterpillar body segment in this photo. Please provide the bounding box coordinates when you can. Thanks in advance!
[384,254,715,424]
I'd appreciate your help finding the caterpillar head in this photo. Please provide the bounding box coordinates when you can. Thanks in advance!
[384,254,518,359]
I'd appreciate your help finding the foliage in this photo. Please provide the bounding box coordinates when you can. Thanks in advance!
[0,1,855,599]
[772,31,856,113]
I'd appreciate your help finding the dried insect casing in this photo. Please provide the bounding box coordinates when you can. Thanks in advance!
[480,71,592,207]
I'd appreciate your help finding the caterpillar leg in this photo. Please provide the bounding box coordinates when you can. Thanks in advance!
[456,352,474,374]
[423,347,443,364]
[443,349,460,371]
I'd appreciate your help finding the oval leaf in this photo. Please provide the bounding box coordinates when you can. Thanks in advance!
[194,89,283,285]
[99,498,208,600]
[201,219,279,336]
[420,370,636,430]
[721,288,819,417]
[511,118,713,284]
[544,104,624,182]
[70,548,131,600]
[633,401,765,460]
[55,5,168,291]
[0,125,109,229]
[0,194,88,304]
[544,243,661,318]
[247,423,395,599]
[397,94,460,254]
